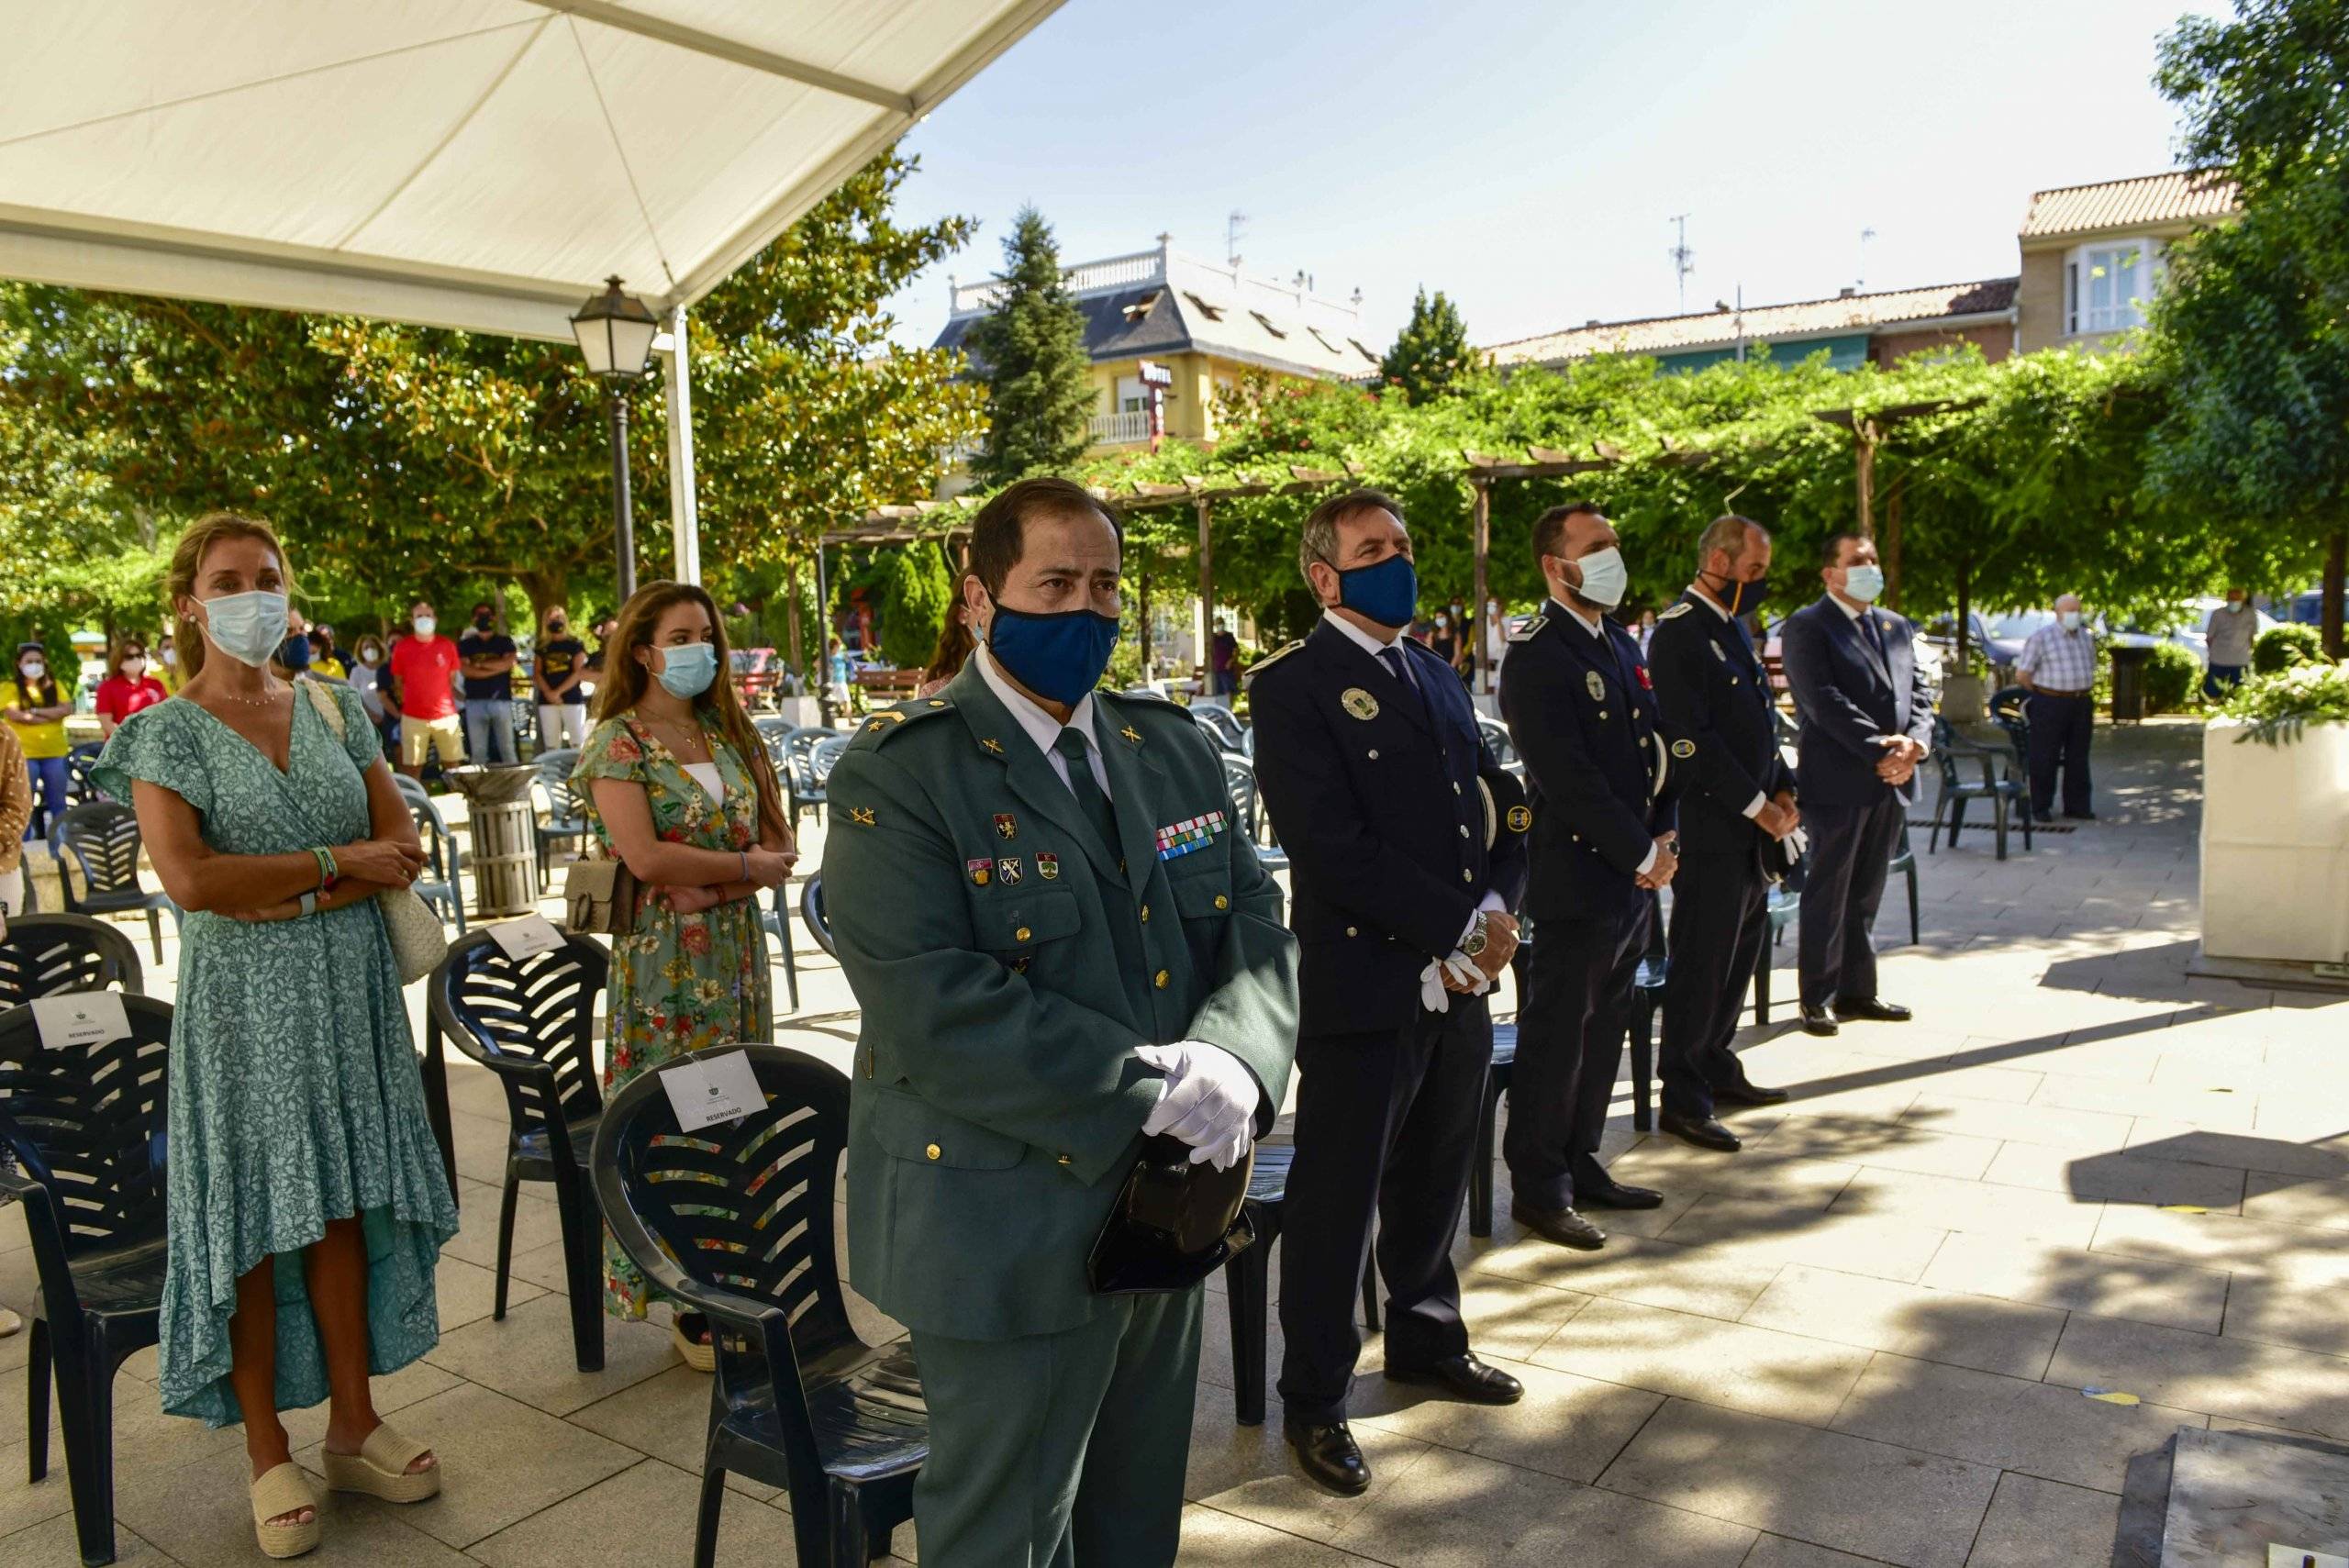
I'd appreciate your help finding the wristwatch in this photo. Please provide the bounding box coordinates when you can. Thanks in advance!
[1461,910,1490,959]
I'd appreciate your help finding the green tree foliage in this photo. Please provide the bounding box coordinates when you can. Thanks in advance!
[860,540,955,669]
[2254,621,2327,673]
[2148,0,2349,654]
[1380,287,1475,404]
[691,150,986,622]
[2143,641,2204,712]
[963,207,1095,487]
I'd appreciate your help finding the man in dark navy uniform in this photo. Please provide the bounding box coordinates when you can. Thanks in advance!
[1646,515,1796,1155]
[1251,488,1531,1497]
[1778,532,1933,1037]
[1498,502,1681,1252]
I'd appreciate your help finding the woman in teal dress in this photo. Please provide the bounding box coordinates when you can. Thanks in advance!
[96,515,458,1559]
[571,581,795,1369]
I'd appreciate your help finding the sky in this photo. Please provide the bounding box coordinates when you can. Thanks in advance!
[879,0,2223,354]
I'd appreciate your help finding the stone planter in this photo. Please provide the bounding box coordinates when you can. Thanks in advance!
[2200,717,2349,964]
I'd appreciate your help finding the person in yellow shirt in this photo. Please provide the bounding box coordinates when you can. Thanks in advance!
[156,633,184,691]
[5,641,72,842]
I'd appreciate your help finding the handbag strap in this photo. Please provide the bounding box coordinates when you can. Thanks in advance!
[300,675,346,739]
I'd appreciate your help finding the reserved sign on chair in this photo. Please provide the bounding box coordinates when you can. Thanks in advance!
[659,1048,763,1130]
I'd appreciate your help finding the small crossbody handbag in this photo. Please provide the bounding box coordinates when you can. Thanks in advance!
[298,679,448,984]
[561,838,638,936]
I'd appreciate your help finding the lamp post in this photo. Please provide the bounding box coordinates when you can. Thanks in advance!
[570,276,662,602]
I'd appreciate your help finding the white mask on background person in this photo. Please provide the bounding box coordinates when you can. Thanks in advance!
[18,662,44,684]
[2060,610,2084,630]
[414,615,437,638]
[122,657,147,677]
[1573,546,1630,609]
[161,648,177,668]
[198,589,293,669]
[1841,563,1887,604]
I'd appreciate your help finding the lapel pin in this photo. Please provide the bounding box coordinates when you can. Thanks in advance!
[998,855,1024,886]
[1037,852,1060,880]
[848,806,876,827]
[980,738,1005,755]
[1586,670,1606,701]
[966,858,993,886]
[1120,726,1141,744]
[1341,687,1380,721]
[994,813,1018,840]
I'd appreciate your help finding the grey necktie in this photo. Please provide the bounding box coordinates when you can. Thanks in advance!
[1052,728,1119,853]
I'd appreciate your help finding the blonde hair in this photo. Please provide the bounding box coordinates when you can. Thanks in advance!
[165,513,295,681]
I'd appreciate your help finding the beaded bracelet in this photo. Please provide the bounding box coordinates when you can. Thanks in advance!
[311,846,338,892]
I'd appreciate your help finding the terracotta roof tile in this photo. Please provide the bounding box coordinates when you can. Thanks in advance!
[2019,169,2239,239]
[1485,278,2018,368]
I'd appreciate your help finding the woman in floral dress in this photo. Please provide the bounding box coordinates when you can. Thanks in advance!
[572,582,796,1367]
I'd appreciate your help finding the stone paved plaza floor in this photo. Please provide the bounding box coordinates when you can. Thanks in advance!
[6,715,2347,1565]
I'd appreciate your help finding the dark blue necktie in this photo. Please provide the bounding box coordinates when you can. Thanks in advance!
[1052,728,1119,853]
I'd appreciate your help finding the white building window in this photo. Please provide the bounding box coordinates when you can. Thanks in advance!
[2065,239,2160,335]
[1117,374,1146,414]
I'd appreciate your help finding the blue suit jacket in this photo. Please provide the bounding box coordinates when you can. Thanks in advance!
[1499,601,1680,924]
[1250,620,1530,1037]
[1778,595,1935,807]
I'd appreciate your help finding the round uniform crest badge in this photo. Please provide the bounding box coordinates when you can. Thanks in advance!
[1341,687,1380,721]
[1671,739,1697,759]
[1507,805,1532,832]
[1585,671,1606,701]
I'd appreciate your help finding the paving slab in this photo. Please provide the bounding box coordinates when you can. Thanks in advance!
[1740,1266,2065,1380]
[1917,1229,2230,1334]
[2046,1314,2349,1440]
[2161,1427,2349,1568]
[1598,1397,2000,1568]
[1963,1473,2125,1568]
[467,1456,802,1568]
[1831,1352,2200,1494]
[1530,1296,1873,1427]
[1978,1141,2246,1210]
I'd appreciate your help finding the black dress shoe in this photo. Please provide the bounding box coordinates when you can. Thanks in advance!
[1575,1175,1665,1210]
[1386,1352,1524,1406]
[1799,1003,1840,1037]
[1285,1419,1371,1496]
[1713,1079,1790,1108]
[1657,1111,1742,1152]
[1509,1200,1608,1251]
[1833,995,1913,1022]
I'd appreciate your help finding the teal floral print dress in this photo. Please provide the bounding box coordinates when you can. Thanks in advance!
[93,686,458,1427]
[571,714,773,1317]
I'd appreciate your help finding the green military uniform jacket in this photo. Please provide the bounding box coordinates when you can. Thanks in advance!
[822,659,1298,1342]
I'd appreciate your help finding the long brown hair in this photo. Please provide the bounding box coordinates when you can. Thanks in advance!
[164,512,295,682]
[921,576,977,688]
[596,581,788,841]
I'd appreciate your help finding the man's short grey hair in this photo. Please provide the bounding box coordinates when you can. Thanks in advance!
[1697,514,1766,571]
[1298,489,1407,584]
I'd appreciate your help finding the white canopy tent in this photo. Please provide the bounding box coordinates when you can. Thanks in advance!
[0,0,1062,581]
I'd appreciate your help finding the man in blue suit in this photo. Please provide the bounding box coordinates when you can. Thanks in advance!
[1499,502,1682,1251]
[1777,533,1934,1037]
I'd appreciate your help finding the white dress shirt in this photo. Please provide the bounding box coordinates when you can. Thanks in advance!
[976,647,1112,799]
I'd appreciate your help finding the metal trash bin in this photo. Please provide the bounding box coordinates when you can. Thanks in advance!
[441,765,540,918]
[2108,645,2151,723]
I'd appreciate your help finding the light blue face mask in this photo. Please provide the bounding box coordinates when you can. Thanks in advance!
[653,640,718,699]
[199,589,291,669]
[1841,563,1886,604]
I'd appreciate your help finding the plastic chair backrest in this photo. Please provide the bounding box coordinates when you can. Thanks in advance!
[0,995,173,1262]
[393,772,431,810]
[1219,753,1263,840]
[51,802,148,901]
[1476,715,1518,769]
[1189,705,1246,754]
[592,1043,862,1418]
[535,748,585,823]
[429,930,608,1137]
[801,875,833,958]
[0,915,144,1009]
[808,735,850,790]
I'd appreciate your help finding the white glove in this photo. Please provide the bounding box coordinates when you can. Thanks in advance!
[1134,1040,1261,1170]
[1418,951,1492,1014]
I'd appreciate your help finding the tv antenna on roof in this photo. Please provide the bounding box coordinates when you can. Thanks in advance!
[1227,210,1248,269]
[1669,214,1695,311]
[1855,226,1877,294]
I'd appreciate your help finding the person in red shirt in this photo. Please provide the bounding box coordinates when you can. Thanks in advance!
[387,599,465,777]
[95,639,171,737]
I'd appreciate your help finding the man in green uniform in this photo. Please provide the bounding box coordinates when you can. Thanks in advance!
[823,476,1299,1567]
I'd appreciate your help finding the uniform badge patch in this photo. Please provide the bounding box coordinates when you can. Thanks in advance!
[994,813,1018,840]
[1636,664,1652,690]
[1710,641,1730,662]
[848,806,876,827]
[1509,615,1546,643]
[966,858,993,886]
[1671,739,1697,759]
[1585,670,1606,701]
[980,738,1005,754]
[1657,602,1695,620]
[1120,726,1142,744]
[1507,805,1532,833]
[1037,852,1060,881]
[997,856,1024,886]
[1341,687,1380,721]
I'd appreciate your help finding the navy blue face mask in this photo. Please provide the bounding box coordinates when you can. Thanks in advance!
[276,634,313,672]
[1330,551,1419,629]
[987,604,1120,707]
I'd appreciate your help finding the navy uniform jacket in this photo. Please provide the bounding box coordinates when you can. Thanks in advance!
[1777,595,1935,808]
[1499,600,1682,924]
[1249,619,1531,1038]
[1645,590,1793,873]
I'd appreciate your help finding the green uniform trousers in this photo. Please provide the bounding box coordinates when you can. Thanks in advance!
[910,1285,1202,1567]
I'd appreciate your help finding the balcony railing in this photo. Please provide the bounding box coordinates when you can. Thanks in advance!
[950,248,1169,317]
[1088,409,1152,445]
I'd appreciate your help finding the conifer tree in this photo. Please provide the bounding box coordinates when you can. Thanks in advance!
[1380,286,1474,403]
[965,206,1096,485]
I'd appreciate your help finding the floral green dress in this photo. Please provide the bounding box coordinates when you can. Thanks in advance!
[572,714,773,1317]
[94,687,458,1427]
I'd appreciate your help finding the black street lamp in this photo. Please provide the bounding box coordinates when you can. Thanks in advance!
[570,276,662,602]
